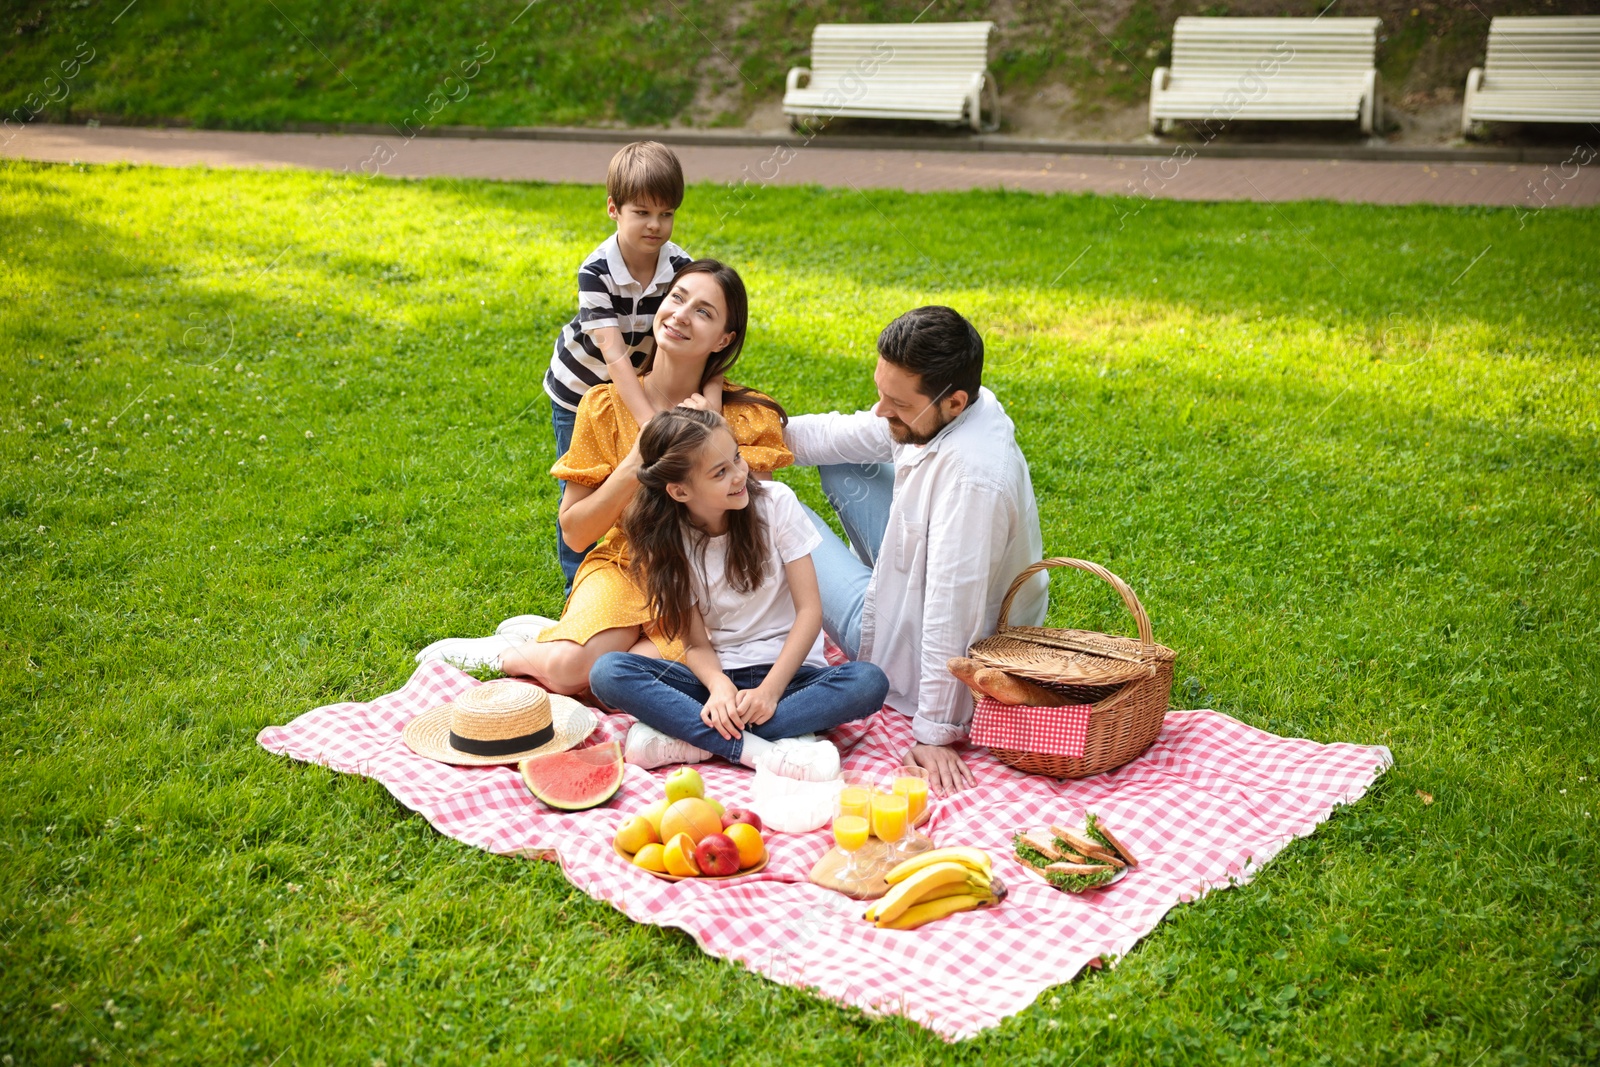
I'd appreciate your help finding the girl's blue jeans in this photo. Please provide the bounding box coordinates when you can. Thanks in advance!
[589,652,889,762]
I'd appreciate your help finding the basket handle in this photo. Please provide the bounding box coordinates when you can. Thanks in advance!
[996,558,1155,656]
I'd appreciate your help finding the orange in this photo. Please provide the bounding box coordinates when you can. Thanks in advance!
[662,832,701,877]
[614,814,657,855]
[723,822,765,869]
[632,842,668,873]
[660,798,722,845]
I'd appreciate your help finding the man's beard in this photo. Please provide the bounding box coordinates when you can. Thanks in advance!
[886,408,952,446]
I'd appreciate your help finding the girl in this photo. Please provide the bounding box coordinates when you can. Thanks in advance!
[588,407,889,780]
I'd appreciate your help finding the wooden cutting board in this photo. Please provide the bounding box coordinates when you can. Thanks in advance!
[808,834,934,899]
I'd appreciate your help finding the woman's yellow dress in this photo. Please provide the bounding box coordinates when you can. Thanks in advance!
[537,384,793,660]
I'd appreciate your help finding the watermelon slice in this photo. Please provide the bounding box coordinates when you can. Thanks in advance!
[521,741,624,811]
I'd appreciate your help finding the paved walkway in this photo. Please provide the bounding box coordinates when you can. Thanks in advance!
[4,123,1597,208]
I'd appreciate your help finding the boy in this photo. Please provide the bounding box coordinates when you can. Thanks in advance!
[544,141,716,589]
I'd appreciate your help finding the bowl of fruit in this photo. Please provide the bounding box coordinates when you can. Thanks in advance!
[613,767,769,881]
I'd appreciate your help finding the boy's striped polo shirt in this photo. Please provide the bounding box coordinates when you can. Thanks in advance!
[544,234,692,413]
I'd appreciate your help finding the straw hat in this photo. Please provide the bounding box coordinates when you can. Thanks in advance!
[402,679,595,766]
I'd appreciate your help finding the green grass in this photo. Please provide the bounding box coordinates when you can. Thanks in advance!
[11,0,1564,133]
[2,157,1598,1065]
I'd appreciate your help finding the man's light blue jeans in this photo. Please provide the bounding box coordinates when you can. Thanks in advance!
[799,462,896,660]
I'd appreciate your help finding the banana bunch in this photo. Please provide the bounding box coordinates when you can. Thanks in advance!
[863,848,1006,930]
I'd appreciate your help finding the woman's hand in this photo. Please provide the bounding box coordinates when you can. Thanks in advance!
[733,684,780,728]
[700,678,742,741]
[616,433,645,478]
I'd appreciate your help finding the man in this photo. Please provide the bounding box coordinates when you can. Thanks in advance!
[783,306,1047,794]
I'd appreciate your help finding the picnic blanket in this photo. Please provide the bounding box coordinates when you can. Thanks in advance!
[257,662,1392,1040]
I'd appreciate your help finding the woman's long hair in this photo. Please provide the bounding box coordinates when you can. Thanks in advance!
[638,258,787,424]
[621,407,771,643]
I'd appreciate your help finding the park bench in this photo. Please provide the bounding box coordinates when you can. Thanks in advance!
[1149,16,1383,135]
[783,22,999,132]
[1461,16,1600,135]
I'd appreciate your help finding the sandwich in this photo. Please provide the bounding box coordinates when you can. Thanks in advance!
[1012,813,1140,894]
[1049,824,1124,868]
[1084,811,1139,868]
[1013,832,1117,892]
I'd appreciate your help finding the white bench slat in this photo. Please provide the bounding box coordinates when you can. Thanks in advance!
[783,21,998,131]
[785,91,972,106]
[1150,16,1382,133]
[1463,16,1600,132]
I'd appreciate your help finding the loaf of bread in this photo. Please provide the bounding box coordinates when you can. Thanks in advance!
[972,668,1072,707]
[946,657,984,689]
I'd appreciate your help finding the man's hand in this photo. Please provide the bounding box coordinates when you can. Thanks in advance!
[904,743,974,796]
[700,679,742,741]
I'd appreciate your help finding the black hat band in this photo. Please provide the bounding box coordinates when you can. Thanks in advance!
[449,720,554,757]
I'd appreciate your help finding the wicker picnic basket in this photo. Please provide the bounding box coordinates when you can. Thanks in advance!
[966,558,1177,778]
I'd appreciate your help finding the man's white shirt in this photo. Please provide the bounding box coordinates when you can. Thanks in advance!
[784,387,1047,745]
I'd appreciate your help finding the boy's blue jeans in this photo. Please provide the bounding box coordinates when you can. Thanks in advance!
[551,401,591,592]
[589,652,889,763]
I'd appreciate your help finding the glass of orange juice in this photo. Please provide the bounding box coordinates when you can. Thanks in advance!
[892,768,930,826]
[837,783,872,823]
[832,814,870,880]
[870,792,910,855]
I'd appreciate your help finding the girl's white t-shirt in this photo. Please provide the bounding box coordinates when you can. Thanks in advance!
[687,479,828,670]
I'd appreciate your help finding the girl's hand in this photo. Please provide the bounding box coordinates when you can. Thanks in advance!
[733,685,779,728]
[701,679,742,741]
[678,392,711,411]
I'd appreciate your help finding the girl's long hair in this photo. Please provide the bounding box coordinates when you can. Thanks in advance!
[622,407,771,643]
[638,258,787,425]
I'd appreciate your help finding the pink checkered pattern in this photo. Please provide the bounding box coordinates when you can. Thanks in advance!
[968,694,1094,758]
[257,662,1392,1041]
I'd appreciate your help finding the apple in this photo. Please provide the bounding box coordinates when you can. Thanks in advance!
[664,766,705,804]
[638,798,669,839]
[720,808,762,833]
[693,832,741,877]
[704,797,725,817]
[614,814,657,855]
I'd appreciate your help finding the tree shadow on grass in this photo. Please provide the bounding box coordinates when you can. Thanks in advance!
[692,179,1600,345]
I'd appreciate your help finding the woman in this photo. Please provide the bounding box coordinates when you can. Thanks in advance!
[418,259,792,696]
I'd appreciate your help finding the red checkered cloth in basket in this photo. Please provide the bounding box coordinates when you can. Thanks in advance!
[968,694,1093,757]
[257,661,1392,1041]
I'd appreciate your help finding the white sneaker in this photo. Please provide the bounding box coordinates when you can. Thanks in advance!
[415,634,517,670]
[496,614,558,640]
[623,722,712,770]
[754,737,841,782]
